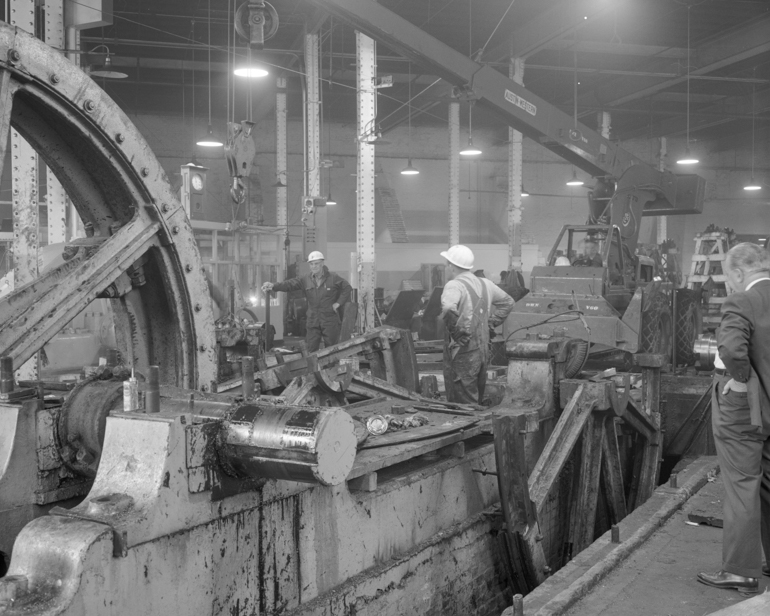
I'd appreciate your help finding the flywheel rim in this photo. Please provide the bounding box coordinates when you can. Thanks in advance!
[0,24,217,391]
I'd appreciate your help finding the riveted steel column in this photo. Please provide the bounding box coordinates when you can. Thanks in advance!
[356,32,376,331]
[448,100,460,247]
[508,58,525,271]
[10,0,39,380]
[275,77,288,229]
[657,137,667,241]
[45,0,68,244]
[305,34,321,198]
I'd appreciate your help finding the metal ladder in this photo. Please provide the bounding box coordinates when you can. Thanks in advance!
[686,231,732,333]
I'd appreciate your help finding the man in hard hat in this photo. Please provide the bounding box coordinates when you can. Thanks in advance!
[262,251,352,352]
[440,244,515,405]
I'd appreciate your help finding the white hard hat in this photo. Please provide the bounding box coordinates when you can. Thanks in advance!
[307,251,325,262]
[440,245,474,270]
[555,256,571,266]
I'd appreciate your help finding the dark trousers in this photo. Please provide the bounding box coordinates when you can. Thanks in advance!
[443,346,487,405]
[305,318,341,353]
[711,374,770,578]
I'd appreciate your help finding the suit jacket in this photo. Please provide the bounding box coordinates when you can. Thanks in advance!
[717,279,770,428]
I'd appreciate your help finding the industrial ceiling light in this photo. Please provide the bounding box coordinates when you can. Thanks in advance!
[88,45,128,79]
[460,7,482,157]
[401,158,420,175]
[677,5,699,165]
[197,0,223,147]
[401,62,420,175]
[566,169,584,186]
[325,193,337,205]
[234,65,269,78]
[744,80,761,191]
[459,136,482,156]
[521,186,529,197]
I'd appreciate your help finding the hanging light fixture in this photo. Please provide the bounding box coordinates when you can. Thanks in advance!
[459,103,482,155]
[325,193,337,205]
[88,45,128,79]
[401,62,420,175]
[566,169,584,186]
[677,5,699,165]
[460,1,481,157]
[401,159,420,175]
[198,1,223,147]
[744,81,761,191]
[234,49,269,78]
[521,186,529,197]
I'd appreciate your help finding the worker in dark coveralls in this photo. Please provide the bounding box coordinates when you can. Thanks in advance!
[572,239,603,267]
[440,245,514,405]
[262,251,352,352]
[698,243,770,595]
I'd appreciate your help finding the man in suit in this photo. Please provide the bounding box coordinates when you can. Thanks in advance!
[697,243,770,595]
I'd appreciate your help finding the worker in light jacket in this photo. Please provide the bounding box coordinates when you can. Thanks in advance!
[440,245,515,405]
[262,251,352,352]
[697,243,770,596]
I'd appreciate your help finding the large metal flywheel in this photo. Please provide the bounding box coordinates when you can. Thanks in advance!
[0,24,217,390]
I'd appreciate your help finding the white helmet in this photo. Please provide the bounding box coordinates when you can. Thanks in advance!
[440,245,474,270]
[307,251,325,262]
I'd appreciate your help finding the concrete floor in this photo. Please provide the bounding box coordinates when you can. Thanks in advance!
[562,475,770,616]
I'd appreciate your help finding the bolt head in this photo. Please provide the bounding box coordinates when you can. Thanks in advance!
[141,167,149,177]
[199,344,207,352]
[194,303,202,312]
[172,225,180,234]
[8,49,20,62]
[115,133,125,143]
[50,73,60,84]
[185,264,193,273]
[83,99,95,112]
[161,203,170,213]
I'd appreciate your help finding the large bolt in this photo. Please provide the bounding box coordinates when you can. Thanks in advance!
[141,167,149,177]
[194,303,202,312]
[8,49,20,62]
[115,133,125,143]
[161,203,170,213]
[50,73,60,84]
[185,264,193,273]
[172,225,180,235]
[199,344,207,352]
[83,99,95,113]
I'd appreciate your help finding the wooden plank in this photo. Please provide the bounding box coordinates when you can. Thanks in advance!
[601,417,628,524]
[570,412,606,553]
[529,384,598,516]
[348,422,488,479]
[494,414,548,588]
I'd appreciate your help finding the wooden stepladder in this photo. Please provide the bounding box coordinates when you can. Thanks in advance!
[686,232,732,333]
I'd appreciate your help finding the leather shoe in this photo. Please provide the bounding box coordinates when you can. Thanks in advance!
[697,570,759,595]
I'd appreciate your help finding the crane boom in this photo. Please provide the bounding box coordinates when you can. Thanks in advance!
[310,0,704,217]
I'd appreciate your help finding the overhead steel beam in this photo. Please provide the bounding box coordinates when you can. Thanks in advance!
[622,86,770,142]
[310,0,644,180]
[483,0,609,63]
[594,14,770,108]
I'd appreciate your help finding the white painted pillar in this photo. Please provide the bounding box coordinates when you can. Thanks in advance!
[657,137,668,242]
[275,76,288,229]
[508,58,525,271]
[10,0,40,379]
[305,34,321,198]
[45,0,68,244]
[448,100,460,247]
[356,32,376,331]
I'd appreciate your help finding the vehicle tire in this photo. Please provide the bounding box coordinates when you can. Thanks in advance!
[640,292,673,356]
[674,290,702,366]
